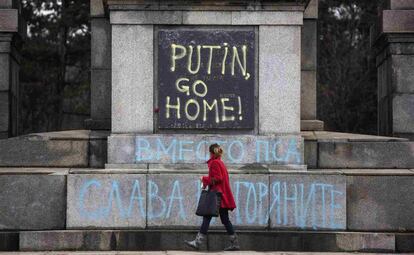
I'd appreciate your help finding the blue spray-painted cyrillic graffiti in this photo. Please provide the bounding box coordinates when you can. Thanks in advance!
[76,177,345,229]
[135,136,302,165]
[148,180,166,219]
[78,179,146,220]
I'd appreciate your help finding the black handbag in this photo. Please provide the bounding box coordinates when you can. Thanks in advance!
[195,188,222,217]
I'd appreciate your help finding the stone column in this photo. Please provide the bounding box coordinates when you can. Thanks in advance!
[300,0,324,131]
[372,0,414,140]
[0,0,20,138]
[84,0,112,130]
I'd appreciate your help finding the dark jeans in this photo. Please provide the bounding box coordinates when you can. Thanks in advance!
[199,208,235,235]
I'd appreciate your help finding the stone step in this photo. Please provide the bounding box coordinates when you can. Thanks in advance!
[0,252,405,255]
[16,230,413,253]
[302,131,413,169]
[0,130,108,168]
[317,141,414,169]
[0,170,413,233]
[0,232,18,251]
[0,130,412,170]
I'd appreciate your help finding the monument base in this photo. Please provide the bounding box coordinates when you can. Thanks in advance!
[67,171,345,230]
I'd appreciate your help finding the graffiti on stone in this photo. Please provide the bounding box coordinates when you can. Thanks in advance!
[135,135,303,165]
[70,175,346,230]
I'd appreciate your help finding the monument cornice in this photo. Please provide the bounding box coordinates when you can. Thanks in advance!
[107,0,311,12]
[109,9,304,25]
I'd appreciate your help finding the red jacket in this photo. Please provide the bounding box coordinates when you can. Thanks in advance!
[202,156,236,210]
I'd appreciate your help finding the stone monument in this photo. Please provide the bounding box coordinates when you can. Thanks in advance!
[0,1,414,252]
[68,0,347,231]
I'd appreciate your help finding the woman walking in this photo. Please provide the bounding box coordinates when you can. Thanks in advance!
[185,143,240,251]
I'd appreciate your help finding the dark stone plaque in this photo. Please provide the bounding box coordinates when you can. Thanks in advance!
[158,29,255,129]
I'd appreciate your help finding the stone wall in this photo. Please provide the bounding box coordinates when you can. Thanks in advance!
[67,173,346,230]
[108,134,304,167]
[85,0,111,130]
[1,170,414,232]
[0,0,20,138]
[300,0,323,131]
[373,0,414,140]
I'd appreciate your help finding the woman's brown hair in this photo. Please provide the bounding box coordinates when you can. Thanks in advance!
[209,143,223,157]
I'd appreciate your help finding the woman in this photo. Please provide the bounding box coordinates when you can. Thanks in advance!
[185,143,240,251]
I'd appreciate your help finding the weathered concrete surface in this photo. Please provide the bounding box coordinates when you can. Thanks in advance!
[20,231,115,251]
[259,26,301,134]
[210,231,394,252]
[385,0,414,10]
[231,11,303,25]
[0,9,18,32]
[182,11,231,25]
[347,175,414,231]
[0,167,69,175]
[382,10,414,33]
[107,134,135,164]
[0,232,18,251]
[301,120,324,131]
[318,141,414,169]
[335,233,395,252]
[304,0,318,19]
[393,94,414,134]
[67,174,147,229]
[116,231,205,251]
[304,131,405,142]
[0,92,8,133]
[107,0,310,10]
[91,18,111,69]
[0,130,109,167]
[304,141,317,168]
[0,133,89,167]
[89,16,111,130]
[111,25,153,133]
[269,174,346,230]
[301,71,316,120]
[0,0,14,8]
[110,10,303,25]
[0,54,9,91]
[0,175,66,230]
[91,69,111,121]
[109,134,304,166]
[301,21,317,71]
[90,0,105,17]
[17,230,402,252]
[392,55,414,93]
[89,138,108,168]
[396,234,414,253]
